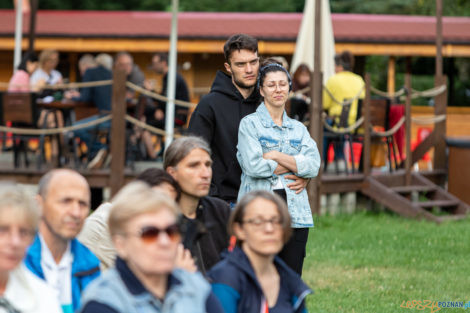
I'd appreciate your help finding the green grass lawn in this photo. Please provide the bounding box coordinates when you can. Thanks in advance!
[303,211,470,313]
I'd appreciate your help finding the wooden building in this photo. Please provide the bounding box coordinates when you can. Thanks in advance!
[1,10,470,100]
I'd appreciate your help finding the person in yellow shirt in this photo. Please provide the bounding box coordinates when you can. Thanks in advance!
[322,51,365,169]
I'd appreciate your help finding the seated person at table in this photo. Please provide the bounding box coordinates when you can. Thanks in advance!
[8,51,39,92]
[64,54,113,168]
[30,49,63,92]
[143,52,190,129]
[30,49,65,162]
[139,52,191,159]
[95,53,113,71]
[114,51,145,103]
[77,54,97,77]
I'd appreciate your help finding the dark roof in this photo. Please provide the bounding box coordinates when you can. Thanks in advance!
[0,10,469,44]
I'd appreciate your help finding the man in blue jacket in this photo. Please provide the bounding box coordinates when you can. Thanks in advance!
[24,169,100,313]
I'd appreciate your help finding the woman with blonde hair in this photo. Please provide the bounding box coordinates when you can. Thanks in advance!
[0,185,61,313]
[30,49,63,89]
[79,181,222,313]
[30,49,65,162]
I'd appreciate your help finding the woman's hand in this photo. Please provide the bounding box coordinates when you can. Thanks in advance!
[265,151,298,174]
[285,175,309,194]
[263,150,279,161]
[274,164,290,175]
[175,244,197,273]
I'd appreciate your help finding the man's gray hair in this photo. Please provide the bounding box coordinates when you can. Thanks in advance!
[79,54,97,68]
[38,170,54,198]
[37,169,87,198]
[163,136,211,169]
[95,53,113,70]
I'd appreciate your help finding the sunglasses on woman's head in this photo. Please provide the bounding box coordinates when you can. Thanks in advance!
[136,224,181,244]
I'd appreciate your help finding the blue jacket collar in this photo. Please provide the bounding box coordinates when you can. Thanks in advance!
[25,234,100,277]
[256,102,294,129]
[69,238,100,276]
[24,234,44,278]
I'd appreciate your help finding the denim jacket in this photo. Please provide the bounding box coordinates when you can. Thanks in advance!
[237,103,321,228]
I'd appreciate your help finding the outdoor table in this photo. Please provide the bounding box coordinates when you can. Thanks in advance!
[36,99,96,167]
[37,99,97,123]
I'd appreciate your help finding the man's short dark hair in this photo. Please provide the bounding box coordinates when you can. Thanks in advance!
[334,51,355,72]
[136,168,181,201]
[153,52,168,64]
[223,34,258,64]
[115,51,133,63]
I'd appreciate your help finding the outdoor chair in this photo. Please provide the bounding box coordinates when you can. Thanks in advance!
[0,92,47,168]
[354,96,400,173]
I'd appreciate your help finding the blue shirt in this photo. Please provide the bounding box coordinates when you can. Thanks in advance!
[237,102,321,227]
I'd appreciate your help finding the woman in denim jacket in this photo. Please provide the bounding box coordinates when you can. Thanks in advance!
[237,61,320,275]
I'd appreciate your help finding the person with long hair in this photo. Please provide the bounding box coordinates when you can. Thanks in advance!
[236,60,320,275]
[208,190,312,313]
[8,51,39,92]
[289,63,311,121]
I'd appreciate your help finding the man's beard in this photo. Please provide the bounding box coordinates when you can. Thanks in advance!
[233,75,256,90]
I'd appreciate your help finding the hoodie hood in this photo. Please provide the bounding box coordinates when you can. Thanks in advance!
[210,70,260,104]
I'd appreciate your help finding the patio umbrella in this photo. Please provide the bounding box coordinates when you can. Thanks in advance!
[290,0,335,83]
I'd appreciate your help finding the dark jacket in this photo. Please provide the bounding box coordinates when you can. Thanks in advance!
[188,71,260,202]
[152,72,190,126]
[181,196,231,275]
[74,65,113,113]
[208,246,312,313]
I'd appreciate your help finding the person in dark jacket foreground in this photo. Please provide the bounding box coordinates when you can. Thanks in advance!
[79,182,222,313]
[164,136,231,275]
[208,190,312,313]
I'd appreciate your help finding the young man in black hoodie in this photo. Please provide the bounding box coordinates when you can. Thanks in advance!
[188,34,261,205]
[188,34,308,205]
